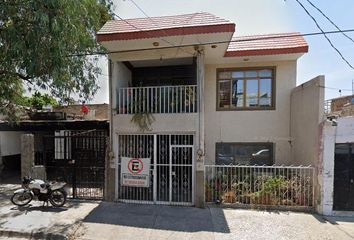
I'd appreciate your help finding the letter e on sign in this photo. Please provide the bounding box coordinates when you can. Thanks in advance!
[128,158,144,174]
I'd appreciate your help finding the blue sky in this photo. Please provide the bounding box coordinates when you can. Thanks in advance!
[93,0,354,103]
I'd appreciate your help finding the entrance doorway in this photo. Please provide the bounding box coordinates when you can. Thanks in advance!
[333,143,354,211]
[117,134,195,206]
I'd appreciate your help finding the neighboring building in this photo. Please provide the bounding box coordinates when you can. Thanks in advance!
[317,97,354,215]
[0,104,109,185]
[97,12,324,207]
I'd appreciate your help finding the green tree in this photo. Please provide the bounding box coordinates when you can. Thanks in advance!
[0,0,113,120]
[23,91,58,110]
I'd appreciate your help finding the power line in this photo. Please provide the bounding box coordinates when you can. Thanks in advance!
[68,28,354,57]
[127,0,196,56]
[294,0,354,70]
[305,0,354,44]
[112,12,194,56]
[319,85,353,92]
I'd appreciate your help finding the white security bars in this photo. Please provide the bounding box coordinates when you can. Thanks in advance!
[205,165,314,208]
[117,134,194,206]
[117,85,197,114]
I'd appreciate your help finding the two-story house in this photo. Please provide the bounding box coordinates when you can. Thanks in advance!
[97,12,320,207]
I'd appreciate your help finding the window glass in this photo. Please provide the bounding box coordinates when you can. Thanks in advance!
[259,78,272,106]
[219,80,231,108]
[232,71,244,78]
[246,79,258,107]
[218,71,231,79]
[232,80,244,107]
[245,71,257,78]
[216,143,273,165]
[217,68,274,110]
[259,69,272,77]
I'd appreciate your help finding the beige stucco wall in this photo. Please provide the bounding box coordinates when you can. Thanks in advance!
[203,61,297,165]
[290,75,325,166]
[114,114,197,134]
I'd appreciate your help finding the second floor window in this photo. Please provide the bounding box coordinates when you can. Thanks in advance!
[217,68,275,110]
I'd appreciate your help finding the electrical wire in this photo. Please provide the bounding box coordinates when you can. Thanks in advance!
[294,0,354,70]
[127,0,197,56]
[304,0,354,44]
[112,12,195,56]
[69,28,354,57]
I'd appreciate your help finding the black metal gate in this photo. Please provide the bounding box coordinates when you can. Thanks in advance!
[42,130,106,199]
[333,143,354,211]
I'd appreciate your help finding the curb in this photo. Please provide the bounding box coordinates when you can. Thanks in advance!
[0,229,68,240]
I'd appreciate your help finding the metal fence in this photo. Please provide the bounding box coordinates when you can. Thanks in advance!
[117,85,197,114]
[205,165,314,209]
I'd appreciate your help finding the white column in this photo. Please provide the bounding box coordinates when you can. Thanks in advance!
[195,48,205,207]
[318,120,336,215]
[196,49,205,170]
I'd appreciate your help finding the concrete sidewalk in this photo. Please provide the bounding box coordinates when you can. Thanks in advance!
[74,202,354,240]
[1,181,354,240]
[0,183,99,240]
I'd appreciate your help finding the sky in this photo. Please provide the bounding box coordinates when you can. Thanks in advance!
[93,0,354,103]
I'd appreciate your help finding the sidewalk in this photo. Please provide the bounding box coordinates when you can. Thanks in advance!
[0,183,99,240]
[74,202,354,240]
[1,181,354,240]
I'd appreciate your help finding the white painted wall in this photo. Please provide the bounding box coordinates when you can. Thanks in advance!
[111,61,132,109]
[203,61,297,165]
[318,120,336,215]
[0,131,24,156]
[319,116,354,216]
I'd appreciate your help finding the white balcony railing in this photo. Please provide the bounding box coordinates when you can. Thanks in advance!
[117,85,197,114]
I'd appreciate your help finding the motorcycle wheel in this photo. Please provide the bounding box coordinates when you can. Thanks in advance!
[11,192,33,206]
[49,189,67,207]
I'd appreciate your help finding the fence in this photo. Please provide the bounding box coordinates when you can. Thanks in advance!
[117,85,197,114]
[205,165,314,209]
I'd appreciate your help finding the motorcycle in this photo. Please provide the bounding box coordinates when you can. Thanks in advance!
[11,177,67,207]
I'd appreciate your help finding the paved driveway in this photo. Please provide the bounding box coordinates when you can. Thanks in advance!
[0,183,99,239]
[74,202,354,240]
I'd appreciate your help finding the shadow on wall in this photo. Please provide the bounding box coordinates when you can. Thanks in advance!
[83,202,230,233]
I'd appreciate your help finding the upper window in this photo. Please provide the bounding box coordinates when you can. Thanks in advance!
[217,68,275,110]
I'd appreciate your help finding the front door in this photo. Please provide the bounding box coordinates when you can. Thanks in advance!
[118,134,194,205]
[169,145,194,204]
[333,143,354,211]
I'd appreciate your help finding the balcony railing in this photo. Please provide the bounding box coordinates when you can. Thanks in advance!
[117,85,197,114]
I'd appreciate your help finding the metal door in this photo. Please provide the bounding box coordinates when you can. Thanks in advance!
[333,143,354,211]
[42,130,106,199]
[118,134,194,205]
[169,145,194,205]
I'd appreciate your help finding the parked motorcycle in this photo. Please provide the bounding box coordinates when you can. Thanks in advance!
[11,177,67,207]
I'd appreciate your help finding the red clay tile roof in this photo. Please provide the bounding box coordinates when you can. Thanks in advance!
[97,12,235,42]
[225,32,309,57]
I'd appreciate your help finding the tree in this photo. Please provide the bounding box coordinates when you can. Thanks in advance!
[0,0,113,120]
[23,91,58,110]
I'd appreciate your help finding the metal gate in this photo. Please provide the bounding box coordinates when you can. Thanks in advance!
[117,134,194,205]
[333,143,354,211]
[41,130,106,199]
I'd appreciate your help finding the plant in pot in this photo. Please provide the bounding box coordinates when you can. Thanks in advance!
[130,97,155,132]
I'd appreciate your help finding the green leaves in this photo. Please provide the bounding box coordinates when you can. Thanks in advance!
[0,0,113,121]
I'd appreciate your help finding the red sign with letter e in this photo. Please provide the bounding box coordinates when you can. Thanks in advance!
[121,157,150,187]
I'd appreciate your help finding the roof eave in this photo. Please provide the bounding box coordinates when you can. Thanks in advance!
[97,23,235,42]
[224,45,309,57]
